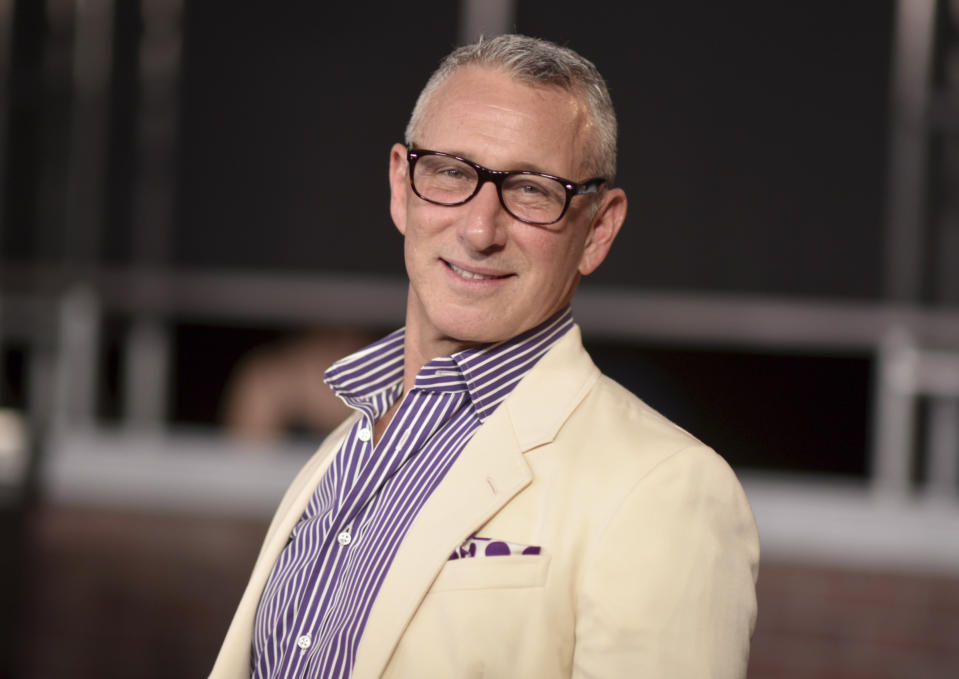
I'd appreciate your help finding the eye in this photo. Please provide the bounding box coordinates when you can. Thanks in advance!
[516,182,549,196]
[440,167,468,180]
[504,175,565,205]
[418,156,474,183]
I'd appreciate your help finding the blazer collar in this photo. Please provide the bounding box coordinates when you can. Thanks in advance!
[352,325,600,679]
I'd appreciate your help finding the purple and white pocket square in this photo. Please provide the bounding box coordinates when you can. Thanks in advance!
[449,536,542,560]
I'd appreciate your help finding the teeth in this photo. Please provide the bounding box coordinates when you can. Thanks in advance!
[449,262,499,280]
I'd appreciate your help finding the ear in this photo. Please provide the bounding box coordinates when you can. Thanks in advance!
[578,187,627,275]
[389,143,410,235]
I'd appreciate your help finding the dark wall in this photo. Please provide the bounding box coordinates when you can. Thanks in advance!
[518,1,892,297]
[3,2,893,297]
[173,1,458,278]
[169,1,892,298]
[0,2,895,478]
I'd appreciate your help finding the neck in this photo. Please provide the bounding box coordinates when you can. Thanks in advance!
[401,322,474,394]
[400,285,480,393]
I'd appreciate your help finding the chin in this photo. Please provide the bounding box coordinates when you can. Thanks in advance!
[440,323,505,347]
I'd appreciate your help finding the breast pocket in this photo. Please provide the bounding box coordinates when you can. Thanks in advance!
[430,553,551,592]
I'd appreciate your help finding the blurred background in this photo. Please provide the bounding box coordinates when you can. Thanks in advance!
[0,0,958,676]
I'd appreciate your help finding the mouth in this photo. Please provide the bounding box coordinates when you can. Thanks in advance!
[445,260,511,281]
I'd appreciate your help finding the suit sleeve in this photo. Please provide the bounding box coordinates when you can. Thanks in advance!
[573,445,760,679]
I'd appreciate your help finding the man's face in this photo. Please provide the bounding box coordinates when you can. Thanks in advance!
[389,65,626,353]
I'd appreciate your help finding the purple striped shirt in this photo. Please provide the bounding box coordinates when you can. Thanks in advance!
[251,307,574,678]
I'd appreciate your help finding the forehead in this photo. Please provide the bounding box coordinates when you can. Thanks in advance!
[416,65,591,178]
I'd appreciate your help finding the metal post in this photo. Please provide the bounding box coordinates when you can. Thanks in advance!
[459,0,514,44]
[62,0,114,269]
[122,0,183,429]
[936,23,959,301]
[872,328,917,499]
[883,0,937,301]
[35,0,75,264]
[0,0,14,255]
[52,286,99,430]
[123,317,169,430]
[926,0,959,497]
[927,398,959,496]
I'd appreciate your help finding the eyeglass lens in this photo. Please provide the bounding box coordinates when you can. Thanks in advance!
[412,154,568,224]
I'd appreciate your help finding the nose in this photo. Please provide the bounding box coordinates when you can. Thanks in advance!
[458,182,508,253]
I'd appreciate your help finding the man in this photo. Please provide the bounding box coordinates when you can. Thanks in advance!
[212,34,759,678]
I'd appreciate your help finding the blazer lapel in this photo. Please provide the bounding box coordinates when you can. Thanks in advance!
[351,407,529,679]
[351,325,600,679]
[210,415,358,679]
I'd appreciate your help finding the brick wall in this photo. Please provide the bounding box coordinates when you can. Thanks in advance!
[749,561,959,678]
[13,503,959,678]
[17,504,265,679]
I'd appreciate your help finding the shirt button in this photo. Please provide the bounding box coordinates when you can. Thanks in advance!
[337,530,352,546]
[357,426,372,442]
[296,633,312,650]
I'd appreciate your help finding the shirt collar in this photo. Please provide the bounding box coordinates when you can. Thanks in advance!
[324,306,574,423]
[448,306,574,421]
[324,328,405,411]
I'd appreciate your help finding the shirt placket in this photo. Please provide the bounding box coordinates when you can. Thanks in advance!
[270,409,389,677]
[314,387,471,675]
[307,388,446,667]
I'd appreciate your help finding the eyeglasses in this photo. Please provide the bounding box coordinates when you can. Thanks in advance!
[406,147,606,226]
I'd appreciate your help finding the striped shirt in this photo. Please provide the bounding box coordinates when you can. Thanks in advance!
[251,307,574,678]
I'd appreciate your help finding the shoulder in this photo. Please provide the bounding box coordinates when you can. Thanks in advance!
[558,370,739,493]
[511,326,744,499]
[569,380,759,677]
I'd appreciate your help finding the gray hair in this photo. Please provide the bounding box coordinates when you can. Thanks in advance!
[404,34,619,183]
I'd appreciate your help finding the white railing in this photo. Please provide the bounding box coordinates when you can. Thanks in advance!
[3,268,959,574]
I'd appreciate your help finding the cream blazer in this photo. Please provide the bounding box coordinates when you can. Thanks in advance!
[211,326,759,678]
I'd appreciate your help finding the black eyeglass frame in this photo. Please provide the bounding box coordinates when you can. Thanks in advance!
[406,147,607,226]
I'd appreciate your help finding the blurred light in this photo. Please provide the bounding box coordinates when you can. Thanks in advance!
[0,408,28,487]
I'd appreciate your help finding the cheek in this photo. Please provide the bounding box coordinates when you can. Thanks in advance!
[403,206,452,267]
[406,203,453,239]
[530,236,588,294]
[527,230,585,271]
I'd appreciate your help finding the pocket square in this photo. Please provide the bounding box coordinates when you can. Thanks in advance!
[449,536,542,560]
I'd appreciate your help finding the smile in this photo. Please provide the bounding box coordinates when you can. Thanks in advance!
[446,261,510,281]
